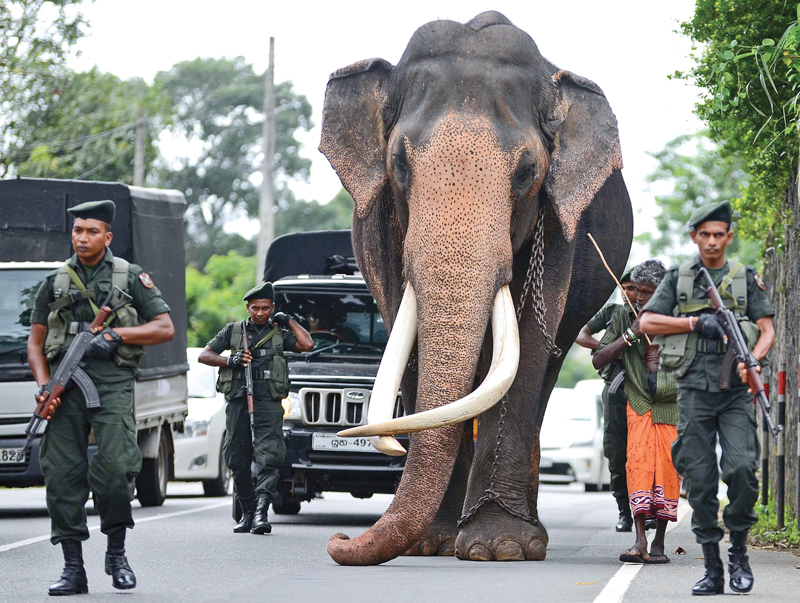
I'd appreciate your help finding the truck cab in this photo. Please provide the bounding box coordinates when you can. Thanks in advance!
[261,231,407,515]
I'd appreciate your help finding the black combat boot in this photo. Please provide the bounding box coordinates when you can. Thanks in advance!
[728,531,754,593]
[49,539,88,596]
[615,498,632,532]
[105,532,136,590]
[251,495,272,534]
[233,503,254,533]
[692,542,725,596]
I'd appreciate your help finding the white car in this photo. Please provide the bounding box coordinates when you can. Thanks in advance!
[539,380,611,491]
[173,348,230,496]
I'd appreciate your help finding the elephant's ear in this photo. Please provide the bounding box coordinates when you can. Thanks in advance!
[319,58,393,220]
[543,70,623,241]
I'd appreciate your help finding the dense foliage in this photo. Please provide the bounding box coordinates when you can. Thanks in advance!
[679,1,800,246]
[640,131,761,266]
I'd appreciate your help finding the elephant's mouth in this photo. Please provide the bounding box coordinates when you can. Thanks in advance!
[337,282,520,453]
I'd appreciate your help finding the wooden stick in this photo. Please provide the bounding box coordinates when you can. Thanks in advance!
[587,233,652,345]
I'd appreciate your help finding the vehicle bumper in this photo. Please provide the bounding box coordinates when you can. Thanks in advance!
[173,434,220,481]
[539,446,602,485]
[0,437,97,487]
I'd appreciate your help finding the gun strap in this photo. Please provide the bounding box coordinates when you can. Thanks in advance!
[255,327,280,349]
[61,264,117,328]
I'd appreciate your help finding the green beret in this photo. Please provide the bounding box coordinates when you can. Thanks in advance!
[688,201,732,229]
[620,268,634,283]
[67,200,115,224]
[243,282,274,301]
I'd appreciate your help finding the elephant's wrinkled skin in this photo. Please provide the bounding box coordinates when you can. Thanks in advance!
[319,11,633,565]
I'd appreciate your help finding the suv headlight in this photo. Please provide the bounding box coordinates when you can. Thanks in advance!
[282,391,302,421]
[176,419,209,438]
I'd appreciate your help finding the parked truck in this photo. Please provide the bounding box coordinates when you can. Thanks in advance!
[234,230,408,516]
[0,178,189,506]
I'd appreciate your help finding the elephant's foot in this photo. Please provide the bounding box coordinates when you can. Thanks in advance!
[405,521,458,556]
[454,502,548,561]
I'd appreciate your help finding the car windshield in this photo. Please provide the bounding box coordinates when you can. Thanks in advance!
[274,288,387,357]
[0,269,48,355]
[187,361,217,398]
[543,388,596,423]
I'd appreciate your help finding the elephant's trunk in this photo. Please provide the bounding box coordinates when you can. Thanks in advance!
[328,261,500,565]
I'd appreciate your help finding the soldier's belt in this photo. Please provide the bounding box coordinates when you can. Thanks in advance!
[696,339,727,354]
[250,349,271,358]
[251,369,271,380]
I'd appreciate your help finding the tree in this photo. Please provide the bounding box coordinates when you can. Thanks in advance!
[640,131,761,266]
[275,188,354,237]
[8,67,166,182]
[1,0,86,177]
[153,57,313,268]
[185,251,258,347]
[679,0,800,526]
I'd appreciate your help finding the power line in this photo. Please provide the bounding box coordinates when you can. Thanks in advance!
[75,146,131,180]
[18,120,138,152]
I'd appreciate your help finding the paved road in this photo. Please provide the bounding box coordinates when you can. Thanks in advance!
[1,483,798,602]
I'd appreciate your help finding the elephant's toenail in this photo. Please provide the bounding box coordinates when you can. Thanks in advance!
[438,538,455,556]
[526,539,547,560]
[467,544,492,561]
[495,541,525,561]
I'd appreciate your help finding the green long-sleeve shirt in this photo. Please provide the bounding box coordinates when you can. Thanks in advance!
[597,306,678,425]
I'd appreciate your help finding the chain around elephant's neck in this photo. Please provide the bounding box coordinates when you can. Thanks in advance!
[517,202,562,358]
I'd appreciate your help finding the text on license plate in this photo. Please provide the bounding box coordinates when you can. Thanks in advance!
[0,448,23,464]
[312,433,379,453]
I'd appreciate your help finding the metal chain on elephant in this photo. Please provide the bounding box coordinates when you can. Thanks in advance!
[517,203,562,358]
[457,206,558,529]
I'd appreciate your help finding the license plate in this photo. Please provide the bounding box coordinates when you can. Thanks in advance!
[0,448,24,464]
[312,433,379,453]
[539,457,554,469]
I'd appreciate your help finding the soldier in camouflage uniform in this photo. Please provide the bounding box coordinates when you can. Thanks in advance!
[199,282,313,534]
[639,201,775,596]
[28,200,174,596]
[576,268,636,532]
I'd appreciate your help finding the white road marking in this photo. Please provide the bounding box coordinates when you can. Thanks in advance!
[0,500,230,554]
[593,500,691,603]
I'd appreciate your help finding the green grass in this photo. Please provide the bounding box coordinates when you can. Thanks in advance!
[750,502,800,549]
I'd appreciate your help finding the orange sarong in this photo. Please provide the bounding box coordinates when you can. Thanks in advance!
[626,403,679,521]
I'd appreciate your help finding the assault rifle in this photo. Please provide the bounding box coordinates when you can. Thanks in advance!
[12,287,133,462]
[697,267,781,437]
[240,320,256,446]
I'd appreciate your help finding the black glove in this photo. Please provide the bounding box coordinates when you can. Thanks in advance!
[272,312,292,328]
[88,328,123,359]
[694,314,726,340]
[227,351,245,369]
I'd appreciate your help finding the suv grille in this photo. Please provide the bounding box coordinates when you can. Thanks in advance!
[298,387,403,427]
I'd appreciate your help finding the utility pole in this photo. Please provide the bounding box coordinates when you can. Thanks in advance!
[256,37,276,282]
[133,111,147,187]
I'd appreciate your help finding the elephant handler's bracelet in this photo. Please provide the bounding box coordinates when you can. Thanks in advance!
[625,328,638,343]
[621,331,633,346]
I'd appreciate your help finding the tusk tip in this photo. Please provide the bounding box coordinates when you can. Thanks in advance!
[370,436,407,456]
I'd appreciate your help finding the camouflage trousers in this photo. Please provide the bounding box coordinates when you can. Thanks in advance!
[40,379,141,545]
[224,395,286,513]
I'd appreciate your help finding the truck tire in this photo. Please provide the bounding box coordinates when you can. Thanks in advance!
[203,439,231,497]
[136,427,169,507]
[272,496,301,515]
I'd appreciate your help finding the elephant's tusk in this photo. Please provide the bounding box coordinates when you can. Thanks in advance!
[338,285,519,438]
[363,283,417,456]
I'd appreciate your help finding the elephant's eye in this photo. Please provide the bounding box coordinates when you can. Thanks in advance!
[513,163,537,194]
[392,154,409,188]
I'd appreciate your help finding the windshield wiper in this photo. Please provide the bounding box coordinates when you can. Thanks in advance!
[304,342,383,361]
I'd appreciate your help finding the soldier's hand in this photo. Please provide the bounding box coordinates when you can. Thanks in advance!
[35,385,61,419]
[272,312,292,328]
[739,361,759,391]
[227,351,251,369]
[88,328,122,359]
[694,314,726,340]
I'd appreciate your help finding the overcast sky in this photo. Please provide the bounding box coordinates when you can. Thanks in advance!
[72,0,704,259]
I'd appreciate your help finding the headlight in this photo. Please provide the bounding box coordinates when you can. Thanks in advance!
[176,419,209,438]
[282,391,302,421]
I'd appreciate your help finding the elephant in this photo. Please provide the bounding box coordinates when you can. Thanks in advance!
[318,11,633,565]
